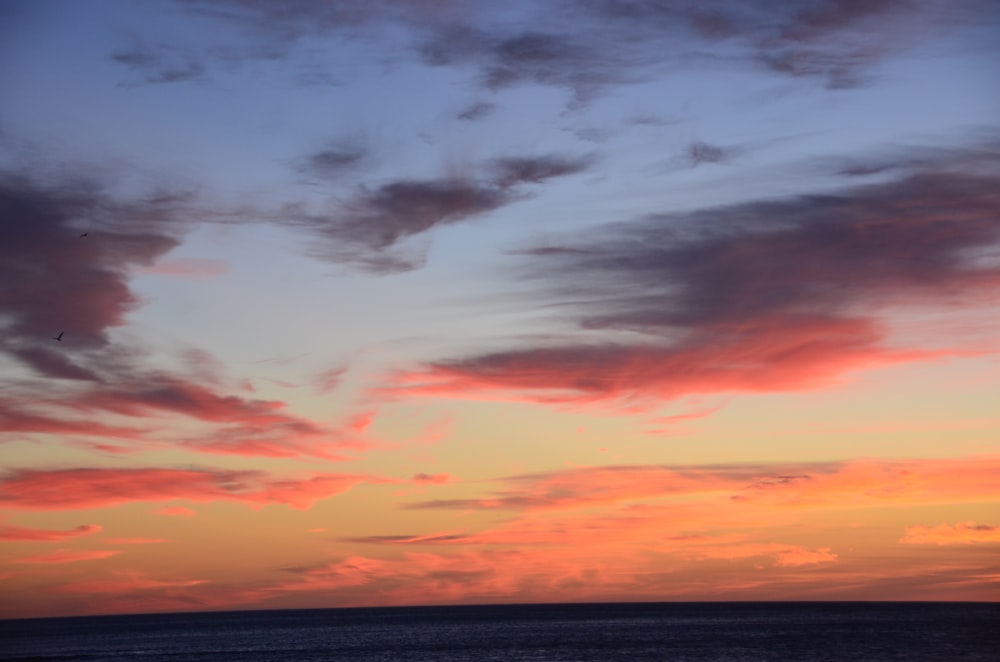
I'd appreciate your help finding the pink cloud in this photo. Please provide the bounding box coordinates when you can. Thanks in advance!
[21,375,372,460]
[384,316,948,411]
[0,467,389,511]
[382,156,1000,413]
[900,521,1000,546]
[0,522,101,542]
[56,569,210,595]
[12,548,120,564]
[0,401,150,440]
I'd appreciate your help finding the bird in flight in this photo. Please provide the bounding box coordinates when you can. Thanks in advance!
[51,331,64,342]
[79,232,88,238]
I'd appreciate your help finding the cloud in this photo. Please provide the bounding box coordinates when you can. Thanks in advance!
[112,45,206,85]
[456,101,495,121]
[773,546,838,566]
[0,172,184,354]
[297,139,369,180]
[159,0,993,109]
[687,141,735,167]
[386,144,1000,408]
[313,366,347,395]
[55,569,209,595]
[290,153,593,272]
[490,154,596,188]
[0,400,150,439]
[7,371,364,460]
[675,540,838,566]
[105,538,175,545]
[0,467,387,511]
[404,456,1000,513]
[0,166,365,461]
[900,521,1000,546]
[0,522,101,542]
[585,0,981,89]
[420,27,642,106]
[412,473,449,484]
[12,548,121,565]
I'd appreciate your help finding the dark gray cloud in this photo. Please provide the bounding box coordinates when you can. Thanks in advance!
[112,46,206,85]
[687,141,735,167]
[386,141,1000,405]
[456,101,495,121]
[158,0,996,102]
[297,140,369,180]
[582,0,982,89]
[0,173,183,354]
[490,154,596,188]
[0,167,349,460]
[419,26,644,106]
[291,153,594,273]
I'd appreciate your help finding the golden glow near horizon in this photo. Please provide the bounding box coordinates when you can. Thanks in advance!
[1,0,999,617]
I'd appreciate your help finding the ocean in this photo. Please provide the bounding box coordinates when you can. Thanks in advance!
[1,602,997,661]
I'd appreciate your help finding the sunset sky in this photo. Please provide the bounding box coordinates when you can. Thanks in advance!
[1,0,999,619]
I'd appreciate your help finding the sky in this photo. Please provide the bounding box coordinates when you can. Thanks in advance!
[1,0,999,619]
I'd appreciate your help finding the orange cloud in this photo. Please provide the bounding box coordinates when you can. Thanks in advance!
[105,538,175,545]
[0,522,101,542]
[406,456,1000,514]
[672,539,838,566]
[12,549,120,564]
[900,521,1000,546]
[56,570,210,595]
[0,467,388,511]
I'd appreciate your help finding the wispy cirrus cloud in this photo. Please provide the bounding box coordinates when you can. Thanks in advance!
[3,373,365,460]
[0,522,101,542]
[55,569,209,595]
[112,44,206,86]
[412,473,449,484]
[296,138,370,181]
[900,521,1000,546]
[404,456,1000,513]
[289,153,594,272]
[127,0,993,106]
[12,548,121,565]
[385,143,1000,409]
[0,467,389,511]
[0,400,150,440]
[584,0,983,89]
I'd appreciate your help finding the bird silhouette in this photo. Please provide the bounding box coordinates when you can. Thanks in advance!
[79,233,88,238]
[51,331,64,342]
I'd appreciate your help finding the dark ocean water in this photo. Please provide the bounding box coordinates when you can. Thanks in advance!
[1,602,997,661]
